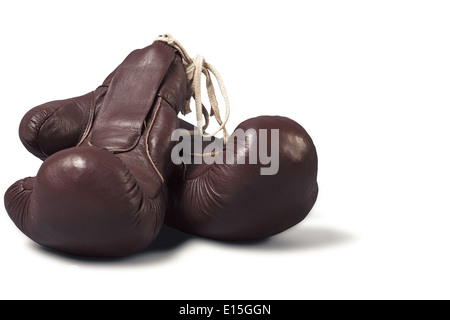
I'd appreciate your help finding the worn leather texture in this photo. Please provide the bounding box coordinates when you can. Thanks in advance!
[166,117,319,241]
[4,41,187,257]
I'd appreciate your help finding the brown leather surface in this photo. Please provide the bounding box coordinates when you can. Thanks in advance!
[89,42,176,152]
[19,91,96,161]
[166,117,319,241]
[4,41,187,257]
[6,39,318,256]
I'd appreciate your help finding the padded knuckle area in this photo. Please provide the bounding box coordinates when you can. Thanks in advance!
[36,147,139,202]
[37,104,87,157]
[237,116,317,166]
[19,92,94,159]
[4,177,35,233]
[27,147,154,257]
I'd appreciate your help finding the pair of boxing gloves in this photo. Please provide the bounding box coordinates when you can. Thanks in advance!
[4,37,318,257]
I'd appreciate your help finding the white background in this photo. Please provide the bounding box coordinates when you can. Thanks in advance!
[1,0,449,300]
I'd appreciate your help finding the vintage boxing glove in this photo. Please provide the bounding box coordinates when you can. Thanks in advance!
[152,35,319,241]
[165,117,318,241]
[4,40,187,257]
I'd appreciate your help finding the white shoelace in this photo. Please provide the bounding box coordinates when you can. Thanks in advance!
[154,34,230,143]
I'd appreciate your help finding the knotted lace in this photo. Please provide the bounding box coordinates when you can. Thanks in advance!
[154,34,230,143]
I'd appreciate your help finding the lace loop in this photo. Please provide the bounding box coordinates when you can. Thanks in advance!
[155,34,230,143]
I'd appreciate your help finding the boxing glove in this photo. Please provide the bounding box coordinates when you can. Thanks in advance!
[4,40,187,257]
[166,117,318,241]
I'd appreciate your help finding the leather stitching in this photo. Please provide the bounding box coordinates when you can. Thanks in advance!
[145,97,165,184]
[76,92,96,146]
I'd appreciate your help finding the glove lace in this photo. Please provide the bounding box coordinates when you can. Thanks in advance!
[155,34,230,144]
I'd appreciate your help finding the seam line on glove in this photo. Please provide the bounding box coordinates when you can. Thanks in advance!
[145,97,165,184]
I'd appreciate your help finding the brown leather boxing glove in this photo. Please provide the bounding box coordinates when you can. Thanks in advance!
[4,39,187,257]
[152,35,319,241]
[166,117,319,241]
